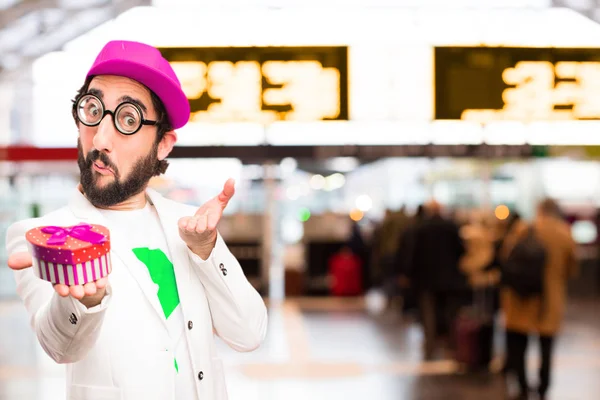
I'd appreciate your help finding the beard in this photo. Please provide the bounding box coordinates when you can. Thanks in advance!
[77,139,159,208]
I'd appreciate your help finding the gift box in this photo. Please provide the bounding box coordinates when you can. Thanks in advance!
[25,223,111,285]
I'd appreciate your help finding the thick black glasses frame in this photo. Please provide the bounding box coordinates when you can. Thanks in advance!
[76,93,159,135]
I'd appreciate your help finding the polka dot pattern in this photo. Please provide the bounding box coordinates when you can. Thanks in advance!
[26,223,111,267]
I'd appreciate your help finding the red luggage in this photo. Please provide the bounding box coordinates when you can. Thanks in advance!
[328,248,363,296]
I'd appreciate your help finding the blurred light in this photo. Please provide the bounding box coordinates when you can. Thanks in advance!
[280,157,298,176]
[243,164,264,180]
[299,183,311,196]
[165,158,242,189]
[86,7,600,58]
[324,173,346,191]
[309,174,325,190]
[286,185,301,200]
[350,208,364,221]
[355,195,373,212]
[176,122,266,146]
[298,207,311,222]
[325,157,359,172]
[528,121,600,145]
[541,160,600,198]
[571,220,597,244]
[430,120,483,145]
[281,216,304,244]
[365,288,387,316]
[483,122,527,145]
[495,204,510,220]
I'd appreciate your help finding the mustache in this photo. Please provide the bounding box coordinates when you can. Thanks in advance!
[87,150,118,175]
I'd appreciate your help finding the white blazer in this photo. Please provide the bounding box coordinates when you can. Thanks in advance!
[5,187,268,400]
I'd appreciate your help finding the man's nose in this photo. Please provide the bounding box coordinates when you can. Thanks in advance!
[92,114,116,153]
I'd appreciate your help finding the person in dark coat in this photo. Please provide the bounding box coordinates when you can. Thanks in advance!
[407,201,467,360]
[393,205,426,314]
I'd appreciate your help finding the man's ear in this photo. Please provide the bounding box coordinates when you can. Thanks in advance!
[157,130,177,161]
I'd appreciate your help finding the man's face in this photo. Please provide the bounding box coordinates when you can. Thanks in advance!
[77,75,161,208]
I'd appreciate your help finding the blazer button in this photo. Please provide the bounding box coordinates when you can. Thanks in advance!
[198,371,204,381]
[188,321,193,330]
[222,268,228,276]
[219,263,225,270]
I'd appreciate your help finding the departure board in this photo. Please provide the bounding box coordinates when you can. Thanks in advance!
[158,46,349,124]
[435,46,600,122]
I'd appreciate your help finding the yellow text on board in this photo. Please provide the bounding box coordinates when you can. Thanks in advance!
[171,60,341,124]
[461,61,600,122]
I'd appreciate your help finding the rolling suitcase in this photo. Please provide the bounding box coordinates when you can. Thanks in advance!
[454,287,495,370]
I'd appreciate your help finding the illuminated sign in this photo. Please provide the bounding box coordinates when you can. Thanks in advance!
[158,46,348,124]
[434,47,600,122]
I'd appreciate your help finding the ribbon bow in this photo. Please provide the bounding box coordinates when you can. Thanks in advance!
[41,223,107,246]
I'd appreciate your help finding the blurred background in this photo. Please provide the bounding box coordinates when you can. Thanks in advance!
[2,0,600,399]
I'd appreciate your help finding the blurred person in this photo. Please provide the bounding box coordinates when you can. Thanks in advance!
[459,210,496,284]
[495,212,521,250]
[490,211,522,300]
[374,207,411,302]
[393,204,426,314]
[452,207,471,228]
[348,220,370,289]
[406,200,467,360]
[368,209,389,288]
[455,210,500,371]
[500,199,578,400]
[5,40,267,400]
[488,211,522,374]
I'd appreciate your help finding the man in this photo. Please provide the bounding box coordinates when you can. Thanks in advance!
[406,200,467,360]
[5,40,268,400]
[501,199,577,400]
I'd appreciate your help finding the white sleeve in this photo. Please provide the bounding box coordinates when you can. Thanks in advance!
[188,232,268,352]
[6,220,112,364]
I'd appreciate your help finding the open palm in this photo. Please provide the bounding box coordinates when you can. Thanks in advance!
[178,178,235,258]
[8,252,108,300]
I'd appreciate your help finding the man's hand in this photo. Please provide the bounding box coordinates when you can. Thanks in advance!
[8,252,108,308]
[178,178,235,260]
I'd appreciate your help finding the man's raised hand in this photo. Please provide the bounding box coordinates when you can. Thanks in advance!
[178,178,235,260]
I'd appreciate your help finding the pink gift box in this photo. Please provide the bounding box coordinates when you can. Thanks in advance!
[26,223,111,285]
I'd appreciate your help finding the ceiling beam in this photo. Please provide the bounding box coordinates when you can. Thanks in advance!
[0,0,59,31]
[0,0,150,81]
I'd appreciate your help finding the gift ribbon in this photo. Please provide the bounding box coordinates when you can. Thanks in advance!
[41,223,107,246]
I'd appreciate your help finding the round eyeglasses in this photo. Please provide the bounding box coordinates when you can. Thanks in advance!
[76,94,159,135]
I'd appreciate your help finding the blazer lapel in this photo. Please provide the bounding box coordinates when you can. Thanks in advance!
[68,187,169,330]
[146,189,191,291]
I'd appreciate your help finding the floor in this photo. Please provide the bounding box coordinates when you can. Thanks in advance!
[1,296,599,400]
